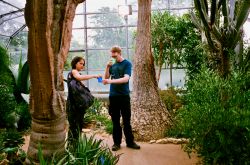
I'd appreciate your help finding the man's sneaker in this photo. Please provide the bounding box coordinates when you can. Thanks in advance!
[112,144,121,151]
[127,142,140,149]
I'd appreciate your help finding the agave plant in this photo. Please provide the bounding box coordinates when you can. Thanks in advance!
[191,0,250,78]
[37,134,120,165]
[10,51,30,103]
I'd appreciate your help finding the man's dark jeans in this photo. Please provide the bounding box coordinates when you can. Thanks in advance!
[109,95,134,145]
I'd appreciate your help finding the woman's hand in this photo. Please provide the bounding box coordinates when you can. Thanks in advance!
[94,74,102,78]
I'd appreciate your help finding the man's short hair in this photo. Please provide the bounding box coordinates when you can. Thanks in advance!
[110,45,122,54]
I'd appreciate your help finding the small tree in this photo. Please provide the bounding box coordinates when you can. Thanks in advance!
[151,12,204,82]
[151,11,176,84]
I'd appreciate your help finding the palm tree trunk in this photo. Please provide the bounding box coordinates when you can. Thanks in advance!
[24,0,84,163]
[220,49,231,78]
[131,0,171,141]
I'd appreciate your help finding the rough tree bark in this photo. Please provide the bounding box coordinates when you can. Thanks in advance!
[24,0,84,163]
[131,0,171,141]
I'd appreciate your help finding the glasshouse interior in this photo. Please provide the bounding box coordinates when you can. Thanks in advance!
[0,0,250,164]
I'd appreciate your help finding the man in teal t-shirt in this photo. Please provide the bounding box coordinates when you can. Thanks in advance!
[103,45,140,151]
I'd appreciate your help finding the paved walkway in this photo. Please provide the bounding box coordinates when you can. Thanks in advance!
[23,134,198,165]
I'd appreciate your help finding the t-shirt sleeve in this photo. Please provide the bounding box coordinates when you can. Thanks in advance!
[124,61,132,77]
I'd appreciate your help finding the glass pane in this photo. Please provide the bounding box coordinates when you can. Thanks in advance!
[86,0,119,13]
[75,3,84,14]
[73,15,84,28]
[128,12,137,25]
[128,48,135,62]
[0,36,9,46]
[128,27,136,47]
[87,27,126,49]
[0,2,17,15]
[71,29,85,50]
[87,49,110,70]
[7,31,28,65]
[0,17,25,37]
[4,0,25,9]
[87,12,124,27]
[244,21,250,44]
[158,69,186,89]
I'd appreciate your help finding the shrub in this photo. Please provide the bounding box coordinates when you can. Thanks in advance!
[0,45,18,129]
[16,102,31,131]
[159,87,183,113]
[85,99,113,134]
[0,129,26,164]
[167,68,250,164]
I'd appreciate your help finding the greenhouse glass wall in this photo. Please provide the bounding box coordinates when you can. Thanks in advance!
[1,0,250,97]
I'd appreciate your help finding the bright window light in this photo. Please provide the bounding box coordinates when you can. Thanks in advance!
[118,5,132,16]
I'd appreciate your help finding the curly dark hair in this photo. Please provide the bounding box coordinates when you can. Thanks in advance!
[71,56,85,69]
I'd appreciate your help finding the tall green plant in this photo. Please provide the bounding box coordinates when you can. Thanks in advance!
[0,45,17,128]
[168,68,250,164]
[0,45,30,130]
[151,12,205,81]
[10,52,30,103]
[151,11,176,83]
[191,0,250,77]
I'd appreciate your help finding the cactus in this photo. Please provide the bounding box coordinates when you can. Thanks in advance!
[191,0,250,78]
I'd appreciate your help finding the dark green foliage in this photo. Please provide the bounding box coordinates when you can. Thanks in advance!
[0,87,17,128]
[167,68,250,164]
[16,102,31,131]
[0,45,31,130]
[151,12,205,79]
[0,129,26,164]
[0,45,17,129]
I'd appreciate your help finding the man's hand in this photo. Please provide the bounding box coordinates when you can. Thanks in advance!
[107,58,115,67]
[102,79,111,85]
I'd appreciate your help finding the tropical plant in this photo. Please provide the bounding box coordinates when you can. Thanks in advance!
[191,0,250,78]
[0,129,26,164]
[16,102,31,131]
[7,51,30,104]
[37,134,120,165]
[168,68,250,164]
[151,11,176,83]
[9,52,31,131]
[151,12,205,82]
[84,99,113,134]
[0,45,18,129]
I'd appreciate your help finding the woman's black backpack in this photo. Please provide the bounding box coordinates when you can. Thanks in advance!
[67,72,94,110]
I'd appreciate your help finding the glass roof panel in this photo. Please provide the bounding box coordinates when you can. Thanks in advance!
[0,0,25,38]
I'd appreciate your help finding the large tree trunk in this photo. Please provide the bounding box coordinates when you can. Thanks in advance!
[24,0,84,163]
[131,0,171,141]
